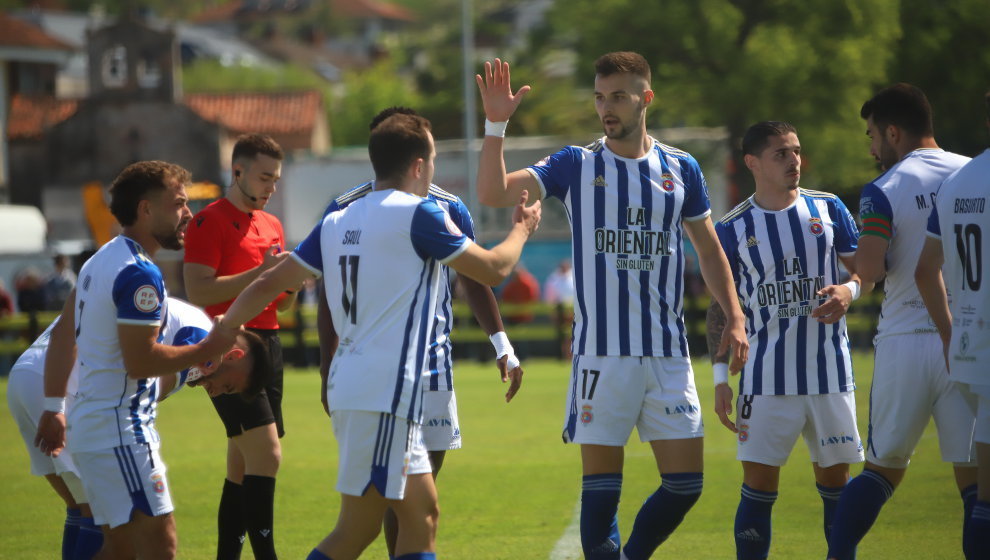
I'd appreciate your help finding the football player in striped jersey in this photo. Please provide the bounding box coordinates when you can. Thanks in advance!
[708,121,870,559]
[475,52,748,560]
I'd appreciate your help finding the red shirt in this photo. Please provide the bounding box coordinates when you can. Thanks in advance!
[184,198,286,329]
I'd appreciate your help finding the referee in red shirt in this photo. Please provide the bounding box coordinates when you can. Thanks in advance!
[184,134,293,560]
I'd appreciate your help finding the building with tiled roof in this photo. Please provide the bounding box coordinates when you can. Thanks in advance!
[0,11,73,201]
[184,90,328,153]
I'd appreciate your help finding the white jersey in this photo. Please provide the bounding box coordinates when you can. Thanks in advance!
[10,318,80,396]
[527,137,712,357]
[158,297,213,399]
[293,189,471,422]
[927,149,990,388]
[326,182,477,392]
[859,149,970,339]
[716,189,859,395]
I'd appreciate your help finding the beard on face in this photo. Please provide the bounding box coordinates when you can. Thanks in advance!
[155,221,187,251]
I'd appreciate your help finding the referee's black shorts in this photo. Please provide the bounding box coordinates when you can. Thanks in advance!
[210,328,285,439]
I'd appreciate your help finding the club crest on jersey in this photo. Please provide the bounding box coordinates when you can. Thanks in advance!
[134,285,159,313]
[580,405,594,425]
[738,424,749,443]
[660,173,675,192]
[593,175,607,188]
[808,217,824,236]
[151,473,166,494]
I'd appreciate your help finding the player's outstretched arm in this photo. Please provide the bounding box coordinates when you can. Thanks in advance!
[686,217,748,372]
[706,299,738,433]
[915,236,952,349]
[36,291,77,456]
[220,256,315,331]
[184,245,289,306]
[447,192,541,286]
[475,58,541,208]
[461,276,522,401]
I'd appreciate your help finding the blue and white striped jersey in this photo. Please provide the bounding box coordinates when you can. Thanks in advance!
[325,182,476,392]
[295,189,471,422]
[527,137,711,357]
[716,189,859,395]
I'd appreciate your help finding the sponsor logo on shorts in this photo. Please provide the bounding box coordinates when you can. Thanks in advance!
[150,473,166,494]
[426,417,453,427]
[820,434,857,447]
[580,405,593,425]
[738,423,749,443]
[664,403,699,415]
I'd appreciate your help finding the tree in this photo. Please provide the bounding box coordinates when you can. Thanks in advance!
[889,0,990,157]
[546,0,901,201]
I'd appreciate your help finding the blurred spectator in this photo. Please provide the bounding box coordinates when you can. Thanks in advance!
[543,259,575,305]
[0,279,14,318]
[500,264,540,324]
[43,254,77,311]
[15,268,46,314]
[543,259,575,359]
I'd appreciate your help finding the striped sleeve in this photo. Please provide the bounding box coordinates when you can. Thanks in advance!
[859,182,893,240]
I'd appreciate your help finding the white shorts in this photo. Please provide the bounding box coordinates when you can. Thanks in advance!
[869,335,977,468]
[966,383,990,445]
[331,410,432,500]
[6,371,81,482]
[562,355,704,446]
[421,390,461,452]
[736,392,864,468]
[73,444,173,529]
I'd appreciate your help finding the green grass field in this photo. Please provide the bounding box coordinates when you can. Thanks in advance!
[0,353,965,559]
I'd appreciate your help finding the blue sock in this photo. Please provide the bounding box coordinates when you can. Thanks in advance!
[73,516,103,560]
[734,484,776,560]
[395,554,436,560]
[623,472,703,560]
[305,549,332,560]
[580,473,622,560]
[826,469,894,560]
[817,483,844,543]
[62,507,81,560]
[961,484,977,558]
[968,501,990,559]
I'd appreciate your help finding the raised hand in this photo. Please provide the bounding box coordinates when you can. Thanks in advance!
[476,58,531,122]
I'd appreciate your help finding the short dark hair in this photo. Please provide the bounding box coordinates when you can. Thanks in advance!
[594,51,651,83]
[109,161,191,226]
[985,89,990,122]
[860,83,934,137]
[238,330,272,401]
[742,121,798,156]
[232,133,284,164]
[369,106,418,131]
[368,113,432,181]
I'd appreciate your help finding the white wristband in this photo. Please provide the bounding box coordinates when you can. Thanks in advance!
[490,331,513,358]
[43,397,66,414]
[484,119,508,137]
[842,280,861,301]
[713,363,729,386]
